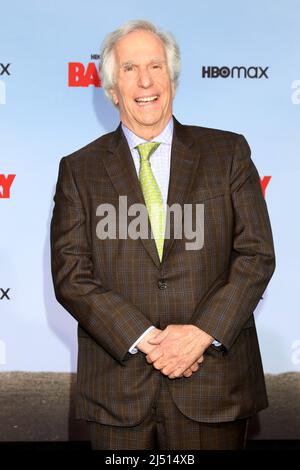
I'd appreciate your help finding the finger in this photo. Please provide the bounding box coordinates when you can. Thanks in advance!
[181,361,199,377]
[182,369,193,377]
[168,367,185,379]
[154,353,180,371]
[153,358,172,371]
[148,329,168,345]
[146,349,164,364]
[158,359,178,374]
[168,356,203,377]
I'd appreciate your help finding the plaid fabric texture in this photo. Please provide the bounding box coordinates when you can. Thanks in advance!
[88,376,249,450]
[50,116,275,427]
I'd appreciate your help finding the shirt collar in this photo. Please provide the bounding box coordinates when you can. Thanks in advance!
[121,116,174,151]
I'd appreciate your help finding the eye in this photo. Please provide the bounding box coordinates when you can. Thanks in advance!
[124,65,134,72]
[152,64,162,70]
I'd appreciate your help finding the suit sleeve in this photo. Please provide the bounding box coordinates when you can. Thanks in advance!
[191,134,276,351]
[50,157,153,365]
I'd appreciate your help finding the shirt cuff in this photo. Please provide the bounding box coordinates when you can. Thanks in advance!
[128,326,156,354]
[212,339,222,347]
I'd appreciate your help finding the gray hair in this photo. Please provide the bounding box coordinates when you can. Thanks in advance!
[99,19,181,103]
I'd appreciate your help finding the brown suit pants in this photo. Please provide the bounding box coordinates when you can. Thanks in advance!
[87,377,248,450]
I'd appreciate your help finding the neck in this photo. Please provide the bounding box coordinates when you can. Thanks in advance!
[122,114,172,140]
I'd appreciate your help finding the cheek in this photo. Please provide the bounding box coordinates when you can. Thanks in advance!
[119,86,134,105]
[158,78,173,95]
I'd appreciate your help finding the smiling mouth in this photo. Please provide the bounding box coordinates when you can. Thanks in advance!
[135,95,159,106]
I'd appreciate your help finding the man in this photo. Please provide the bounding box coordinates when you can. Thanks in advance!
[50,19,275,450]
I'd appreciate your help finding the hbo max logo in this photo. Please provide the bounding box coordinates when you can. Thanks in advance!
[202,66,269,79]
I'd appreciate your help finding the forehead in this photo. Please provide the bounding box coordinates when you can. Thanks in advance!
[114,30,166,63]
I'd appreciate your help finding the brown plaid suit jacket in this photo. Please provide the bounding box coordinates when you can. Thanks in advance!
[50,116,275,426]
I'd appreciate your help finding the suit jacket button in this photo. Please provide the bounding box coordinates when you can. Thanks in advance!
[158,279,167,290]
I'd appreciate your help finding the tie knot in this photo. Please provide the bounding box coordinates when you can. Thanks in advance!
[135,142,161,161]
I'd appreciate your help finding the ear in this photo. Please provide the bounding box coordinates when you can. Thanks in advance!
[110,88,119,106]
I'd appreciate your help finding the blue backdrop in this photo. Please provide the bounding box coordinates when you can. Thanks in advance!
[0,0,299,373]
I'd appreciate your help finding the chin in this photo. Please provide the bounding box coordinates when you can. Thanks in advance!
[137,113,162,126]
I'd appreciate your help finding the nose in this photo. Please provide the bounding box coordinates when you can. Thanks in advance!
[137,67,153,88]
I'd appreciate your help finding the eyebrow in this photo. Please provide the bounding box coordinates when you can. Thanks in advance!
[120,58,166,68]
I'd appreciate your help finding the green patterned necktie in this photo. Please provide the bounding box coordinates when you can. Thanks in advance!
[135,142,165,262]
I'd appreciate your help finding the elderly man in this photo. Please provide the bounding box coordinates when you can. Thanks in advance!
[50,20,275,450]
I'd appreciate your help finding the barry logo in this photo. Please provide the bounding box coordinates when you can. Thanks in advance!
[0,174,16,199]
[260,176,271,197]
[68,62,101,87]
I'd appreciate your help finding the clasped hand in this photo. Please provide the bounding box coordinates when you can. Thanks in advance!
[137,324,213,379]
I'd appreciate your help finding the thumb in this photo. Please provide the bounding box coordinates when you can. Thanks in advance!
[148,329,168,344]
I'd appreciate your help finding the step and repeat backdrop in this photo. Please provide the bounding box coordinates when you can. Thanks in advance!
[1,0,299,381]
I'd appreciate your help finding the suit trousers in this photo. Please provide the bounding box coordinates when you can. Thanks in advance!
[87,376,249,450]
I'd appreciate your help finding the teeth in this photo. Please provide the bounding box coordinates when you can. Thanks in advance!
[136,96,158,102]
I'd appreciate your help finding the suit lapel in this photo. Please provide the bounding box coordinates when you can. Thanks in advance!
[102,116,198,268]
[162,117,197,263]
